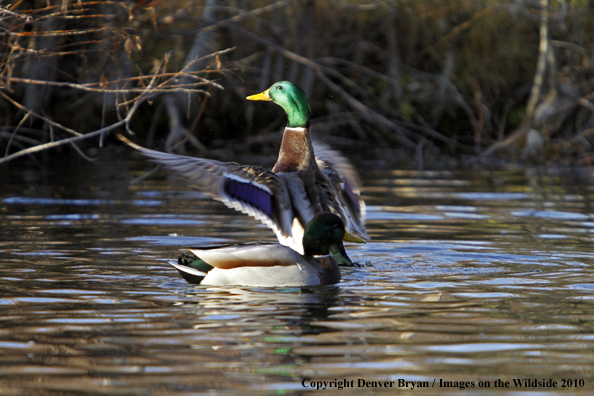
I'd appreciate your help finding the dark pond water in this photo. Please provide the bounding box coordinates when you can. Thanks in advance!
[1,151,594,395]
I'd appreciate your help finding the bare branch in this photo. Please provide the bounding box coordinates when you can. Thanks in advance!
[0,91,83,137]
[526,0,550,120]
[5,110,32,157]
[0,120,126,165]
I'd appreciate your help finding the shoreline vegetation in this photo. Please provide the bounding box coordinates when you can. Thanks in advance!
[1,1,593,169]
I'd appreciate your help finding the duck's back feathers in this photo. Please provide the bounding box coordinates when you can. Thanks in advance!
[189,243,304,269]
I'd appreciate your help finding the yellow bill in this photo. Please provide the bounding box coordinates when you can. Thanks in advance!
[343,230,366,243]
[246,89,271,101]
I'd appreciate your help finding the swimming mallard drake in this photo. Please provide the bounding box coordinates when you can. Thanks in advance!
[119,81,368,257]
[168,212,349,286]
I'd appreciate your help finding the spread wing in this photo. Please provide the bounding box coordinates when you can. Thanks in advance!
[313,140,362,193]
[313,140,368,240]
[119,135,295,243]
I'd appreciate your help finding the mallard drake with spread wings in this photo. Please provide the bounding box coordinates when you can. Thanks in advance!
[120,81,368,257]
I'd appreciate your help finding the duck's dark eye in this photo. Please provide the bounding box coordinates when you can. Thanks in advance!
[276,85,283,91]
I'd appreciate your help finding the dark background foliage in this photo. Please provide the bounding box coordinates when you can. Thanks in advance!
[1,0,593,167]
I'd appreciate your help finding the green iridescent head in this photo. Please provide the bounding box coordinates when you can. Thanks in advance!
[247,81,311,128]
[302,212,354,266]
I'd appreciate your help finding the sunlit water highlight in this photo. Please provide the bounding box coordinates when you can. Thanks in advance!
[1,156,594,395]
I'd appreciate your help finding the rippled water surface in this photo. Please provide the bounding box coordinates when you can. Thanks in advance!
[2,154,594,395]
